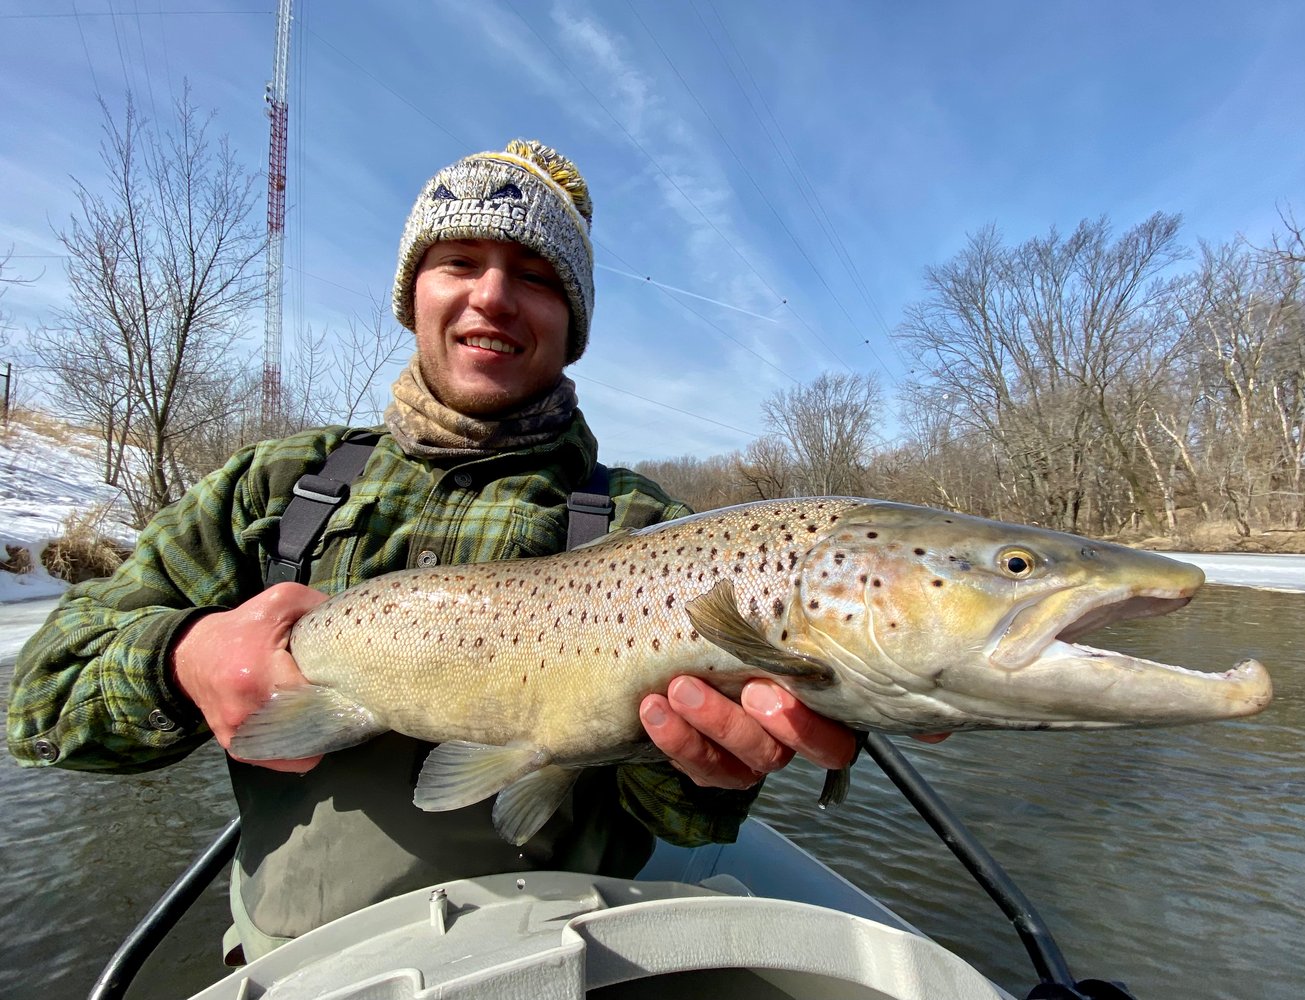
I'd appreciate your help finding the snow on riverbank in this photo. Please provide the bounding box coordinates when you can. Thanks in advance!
[1164,552,1305,593]
[0,418,137,604]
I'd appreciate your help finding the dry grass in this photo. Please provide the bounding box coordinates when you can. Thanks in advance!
[40,504,132,584]
[5,407,93,445]
[1,543,33,575]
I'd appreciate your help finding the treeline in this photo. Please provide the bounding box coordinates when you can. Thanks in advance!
[638,213,1305,539]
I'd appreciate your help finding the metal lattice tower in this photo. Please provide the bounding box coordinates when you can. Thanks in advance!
[262,0,293,425]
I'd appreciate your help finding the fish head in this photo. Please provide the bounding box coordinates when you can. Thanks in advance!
[789,503,1272,730]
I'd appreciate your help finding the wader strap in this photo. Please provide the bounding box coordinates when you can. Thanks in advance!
[566,463,612,550]
[263,432,381,587]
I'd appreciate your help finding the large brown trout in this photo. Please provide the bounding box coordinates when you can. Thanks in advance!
[231,498,1272,844]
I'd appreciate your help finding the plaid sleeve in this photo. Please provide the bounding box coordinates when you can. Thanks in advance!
[616,763,762,846]
[5,434,327,774]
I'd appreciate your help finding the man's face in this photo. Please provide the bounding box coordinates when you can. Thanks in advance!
[412,239,572,417]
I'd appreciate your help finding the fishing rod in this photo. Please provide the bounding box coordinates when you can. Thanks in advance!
[858,731,1139,1000]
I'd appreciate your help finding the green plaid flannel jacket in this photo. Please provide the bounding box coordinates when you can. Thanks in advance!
[7,414,759,847]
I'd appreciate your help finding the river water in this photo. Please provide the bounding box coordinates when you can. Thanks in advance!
[1,583,1301,1000]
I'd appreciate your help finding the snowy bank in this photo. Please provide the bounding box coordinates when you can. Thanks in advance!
[1164,552,1305,594]
[0,419,137,604]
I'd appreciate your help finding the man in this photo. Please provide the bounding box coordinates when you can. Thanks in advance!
[8,140,854,961]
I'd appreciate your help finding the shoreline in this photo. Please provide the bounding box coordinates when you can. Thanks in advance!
[1159,551,1305,594]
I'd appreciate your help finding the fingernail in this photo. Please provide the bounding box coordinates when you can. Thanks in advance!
[671,676,705,709]
[641,701,667,727]
[742,682,784,716]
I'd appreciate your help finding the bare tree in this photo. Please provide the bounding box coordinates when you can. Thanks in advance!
[1180,238,1304,532]
[899,214,1186,532]
[733,435,795,501]
[631,453,742,512]
[281,297,409,431]
[30,89,264,524]
[760,372,883,496]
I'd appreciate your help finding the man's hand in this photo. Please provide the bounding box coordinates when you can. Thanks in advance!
[639,676,857,789]
[170,582,329,773]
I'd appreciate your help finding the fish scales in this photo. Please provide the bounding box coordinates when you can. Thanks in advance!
[288,498,866,758]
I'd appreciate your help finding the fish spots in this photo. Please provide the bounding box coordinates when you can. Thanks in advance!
[914,548,926,556]
[772,598,784,618]
[932,579,944,587]
[808,599,821,610]
[844,613,854,622]
[781,629,789,640]
[652,638,661,651]
[665,594,676,609]
[858,574,868,584]
[866,531,878,539]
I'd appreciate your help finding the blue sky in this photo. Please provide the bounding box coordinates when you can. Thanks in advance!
[1,1,1302,463]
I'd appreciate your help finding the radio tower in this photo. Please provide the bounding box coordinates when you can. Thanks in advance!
[262,0,293,426]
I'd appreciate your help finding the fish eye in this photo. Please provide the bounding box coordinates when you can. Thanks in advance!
[998,548,1036,578]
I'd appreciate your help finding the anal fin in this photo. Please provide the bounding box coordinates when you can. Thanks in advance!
[492,765,580,845]
[414,741,552,813]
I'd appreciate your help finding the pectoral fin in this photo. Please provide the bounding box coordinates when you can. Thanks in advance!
[818,728,868,808]
[229,684,383,760]
[686,581,834,684]
[492,765,580,845]
[414,741,553,813]
[819,766,851,808]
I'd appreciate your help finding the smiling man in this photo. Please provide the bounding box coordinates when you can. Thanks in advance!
[8,140,853,962]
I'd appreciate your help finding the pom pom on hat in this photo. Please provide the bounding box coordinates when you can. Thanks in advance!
[392,140,595,364]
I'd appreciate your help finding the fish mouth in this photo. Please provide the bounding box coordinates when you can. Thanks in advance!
[1055,593,1193,642]
[983,581,1273,724]
[993,578,1202,672]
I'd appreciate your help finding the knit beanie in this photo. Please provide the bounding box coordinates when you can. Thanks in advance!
[392,139,595,364]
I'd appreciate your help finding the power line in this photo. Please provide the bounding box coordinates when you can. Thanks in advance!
[503,0,792,312]
[69,0,101,96]
[625,0,861,376]
[594,238,799,386]
[0,9,273,18]
[573,373,756,437]
[697,0,911,374]
[305,26,467,148]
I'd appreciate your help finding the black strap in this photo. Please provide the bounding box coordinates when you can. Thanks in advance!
[565,463,613,550]
[264,432,381,587]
